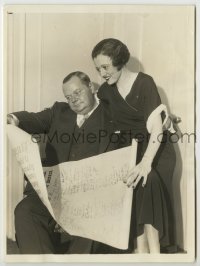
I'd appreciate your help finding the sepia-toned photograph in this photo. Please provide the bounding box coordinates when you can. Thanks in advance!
[3,4,195,263]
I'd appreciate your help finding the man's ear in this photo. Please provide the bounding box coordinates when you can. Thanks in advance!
[89,82,95,94]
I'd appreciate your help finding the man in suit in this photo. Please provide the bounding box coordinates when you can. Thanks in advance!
[7,71,117,254]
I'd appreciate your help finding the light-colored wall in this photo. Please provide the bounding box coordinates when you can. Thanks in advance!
[6,13,25,240]
[7,6,195,251]
[140,7,194,251]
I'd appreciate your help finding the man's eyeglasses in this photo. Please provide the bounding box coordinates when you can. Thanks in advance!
[65,88,84,102]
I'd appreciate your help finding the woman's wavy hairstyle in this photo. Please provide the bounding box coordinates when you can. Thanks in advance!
[92,38,130,70]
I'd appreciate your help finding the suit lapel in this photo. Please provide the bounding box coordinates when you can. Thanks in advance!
[98,104,115,153]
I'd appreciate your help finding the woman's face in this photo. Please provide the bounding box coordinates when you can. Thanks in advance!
[93,54,122,85]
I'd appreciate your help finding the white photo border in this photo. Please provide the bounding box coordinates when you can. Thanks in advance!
[1,1,199,265]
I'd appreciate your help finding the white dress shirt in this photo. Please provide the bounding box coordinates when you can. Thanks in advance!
[76,98,99,127]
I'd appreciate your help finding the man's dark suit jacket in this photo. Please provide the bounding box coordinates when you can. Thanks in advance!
[13,101,117,166]
[13,101,123,254]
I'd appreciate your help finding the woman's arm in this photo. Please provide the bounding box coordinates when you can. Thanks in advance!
[125,114,163,188]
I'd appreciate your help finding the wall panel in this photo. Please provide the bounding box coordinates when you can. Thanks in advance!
[7,7,195,251]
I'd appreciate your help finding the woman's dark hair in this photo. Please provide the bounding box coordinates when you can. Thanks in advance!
[92,38,130,70]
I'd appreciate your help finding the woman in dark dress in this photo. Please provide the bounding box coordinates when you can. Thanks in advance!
[91,38,176,253]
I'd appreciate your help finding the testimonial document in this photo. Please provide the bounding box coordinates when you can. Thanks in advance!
[7,125,137,249]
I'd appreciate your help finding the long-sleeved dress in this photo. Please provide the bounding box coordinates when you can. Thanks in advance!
[97,72,176,251]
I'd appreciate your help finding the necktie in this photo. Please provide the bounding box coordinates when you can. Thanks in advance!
[77,114,89,127]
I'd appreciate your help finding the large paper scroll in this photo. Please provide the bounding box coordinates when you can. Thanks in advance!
[7,125,137,249]
[7,125,55,218]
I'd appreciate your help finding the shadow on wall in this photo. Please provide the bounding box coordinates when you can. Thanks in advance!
[157,86,184,250]
[127,56,145,73]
